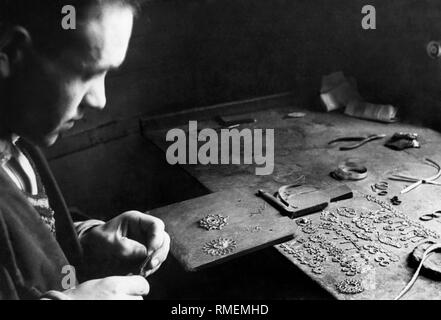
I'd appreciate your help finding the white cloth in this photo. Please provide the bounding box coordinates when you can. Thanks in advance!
[0,136,38,194]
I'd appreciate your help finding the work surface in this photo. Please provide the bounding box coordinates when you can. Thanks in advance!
[144,104,441,300]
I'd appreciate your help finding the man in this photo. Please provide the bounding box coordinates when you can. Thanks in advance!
[0,0,170,299]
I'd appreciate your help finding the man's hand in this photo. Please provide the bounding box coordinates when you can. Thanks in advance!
[80,211,170,278]
[62,276,150,300]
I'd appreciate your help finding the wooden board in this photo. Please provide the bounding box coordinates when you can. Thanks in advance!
[150,187,296,271]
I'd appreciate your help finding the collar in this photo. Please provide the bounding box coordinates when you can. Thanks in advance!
[0,134,19,165]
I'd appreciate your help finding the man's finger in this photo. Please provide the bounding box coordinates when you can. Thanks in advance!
[117,236,148,262]
[125,212,166,251]
[117,295,144,301]
[108,275,150,296]
[147,232,170,269]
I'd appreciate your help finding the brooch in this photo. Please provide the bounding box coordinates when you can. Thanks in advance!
[199,214,228,231]
[203,238,237,256]
[336,278,365,294]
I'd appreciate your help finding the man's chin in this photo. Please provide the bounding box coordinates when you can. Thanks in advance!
[25,133,60,148]
[44,134,60,147]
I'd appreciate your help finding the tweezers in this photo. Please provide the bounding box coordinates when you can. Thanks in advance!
[328,134,387,150]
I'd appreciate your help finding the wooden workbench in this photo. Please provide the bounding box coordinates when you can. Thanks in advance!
[143,99,441,300]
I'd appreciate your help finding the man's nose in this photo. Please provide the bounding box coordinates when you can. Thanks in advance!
[83,78,107,110]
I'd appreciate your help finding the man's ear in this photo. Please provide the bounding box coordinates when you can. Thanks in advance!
[0,26,33,77]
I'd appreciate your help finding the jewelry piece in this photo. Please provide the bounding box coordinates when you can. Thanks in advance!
[377,232,402,248]
[365,194,440,240]
[302,225,319,234]
[245,225,262,233]
[203,238,237,256]
[321,210,339,223]
[390,196,402,206]
[337,207,356,218]
[336,279,365,294]
[296,217,312,227]
[199,214,228,231]
[363,244,379,254]
[312,266,324,274]
[383,225,396,232]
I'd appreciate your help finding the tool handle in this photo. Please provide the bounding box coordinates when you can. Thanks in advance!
[401,180,423,194]
[257,190,292,214]
[288,202,329,219]
[339,135,385,151]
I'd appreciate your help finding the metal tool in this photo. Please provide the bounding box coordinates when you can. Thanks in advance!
[419,211,441,222]
[277,175,306,207]
[139,255,153,278]
[328,134,387,151]
[388,158,441,194]
[257,185,353,219]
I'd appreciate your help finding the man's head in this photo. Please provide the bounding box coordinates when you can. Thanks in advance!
[0,0,145,146]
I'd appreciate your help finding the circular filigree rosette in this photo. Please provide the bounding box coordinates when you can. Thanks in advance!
[202,238,237,256]
[199,214,228,231]
[336,279,365,294]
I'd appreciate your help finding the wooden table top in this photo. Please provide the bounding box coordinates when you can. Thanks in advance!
[144,104,441,300]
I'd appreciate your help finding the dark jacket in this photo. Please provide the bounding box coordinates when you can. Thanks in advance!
[0,140,82,299]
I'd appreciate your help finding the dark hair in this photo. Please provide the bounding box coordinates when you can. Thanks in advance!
[0,0,147,55]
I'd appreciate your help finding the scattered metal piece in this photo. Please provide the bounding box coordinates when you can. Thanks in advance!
[390,196,402,206]
[302,226,319,234]
[199,214,229,231]
[336,207,356,218]
[202,238,237,256]
[419,211,441,222]
[245,225,262,233]
[287,112,306,119]
[296,217,312,227]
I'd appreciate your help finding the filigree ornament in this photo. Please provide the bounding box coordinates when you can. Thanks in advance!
[337,207,357,218]
[203,238,237,256]
[336,279,365,294]
[199,214,228,231]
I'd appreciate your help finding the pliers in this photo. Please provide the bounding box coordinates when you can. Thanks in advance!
[328,134,386,151]
[389,158,441,194]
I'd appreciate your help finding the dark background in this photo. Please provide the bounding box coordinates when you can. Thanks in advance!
[44,0,441,299]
